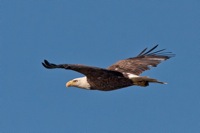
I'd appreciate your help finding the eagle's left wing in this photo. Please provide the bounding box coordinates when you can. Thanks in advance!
[107,45,174,75]
[42,60,123,78]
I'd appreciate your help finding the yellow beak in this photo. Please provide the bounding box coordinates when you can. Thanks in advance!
[66,80,73,87]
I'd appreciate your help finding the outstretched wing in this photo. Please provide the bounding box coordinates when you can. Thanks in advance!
[107,45,174,75]
[42,60,123,78]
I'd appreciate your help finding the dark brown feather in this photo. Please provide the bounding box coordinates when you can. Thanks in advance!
[42,60,123,78]
[42,60,133,90]
[107,45,174,75]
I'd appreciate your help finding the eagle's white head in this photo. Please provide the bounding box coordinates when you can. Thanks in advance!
[66,76,91,89]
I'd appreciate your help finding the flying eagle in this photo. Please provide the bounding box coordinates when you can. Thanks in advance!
[42,45,174,91]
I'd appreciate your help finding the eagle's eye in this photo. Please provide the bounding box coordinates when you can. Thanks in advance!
[73,80,78,83]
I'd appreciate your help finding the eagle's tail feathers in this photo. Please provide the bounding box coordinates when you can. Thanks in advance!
[131,76,167,87]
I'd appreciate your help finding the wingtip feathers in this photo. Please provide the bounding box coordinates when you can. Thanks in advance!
[138,45,175,59]
[42,59,53,69]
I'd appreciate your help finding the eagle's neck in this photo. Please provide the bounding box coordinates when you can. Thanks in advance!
[76,77,91,89]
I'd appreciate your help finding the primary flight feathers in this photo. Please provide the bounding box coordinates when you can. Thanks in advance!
[42,45,174,91]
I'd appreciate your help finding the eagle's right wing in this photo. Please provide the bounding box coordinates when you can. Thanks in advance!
[107,45,174,75]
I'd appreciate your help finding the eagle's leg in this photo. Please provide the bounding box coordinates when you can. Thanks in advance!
[130,76,167,87]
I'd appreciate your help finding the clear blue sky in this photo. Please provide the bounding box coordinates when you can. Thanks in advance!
[1,0,200,133]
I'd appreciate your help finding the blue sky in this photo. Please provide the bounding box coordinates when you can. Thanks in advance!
[1,0,200,133]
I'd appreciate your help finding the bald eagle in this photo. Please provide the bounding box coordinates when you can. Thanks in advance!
[42,45,174,91]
